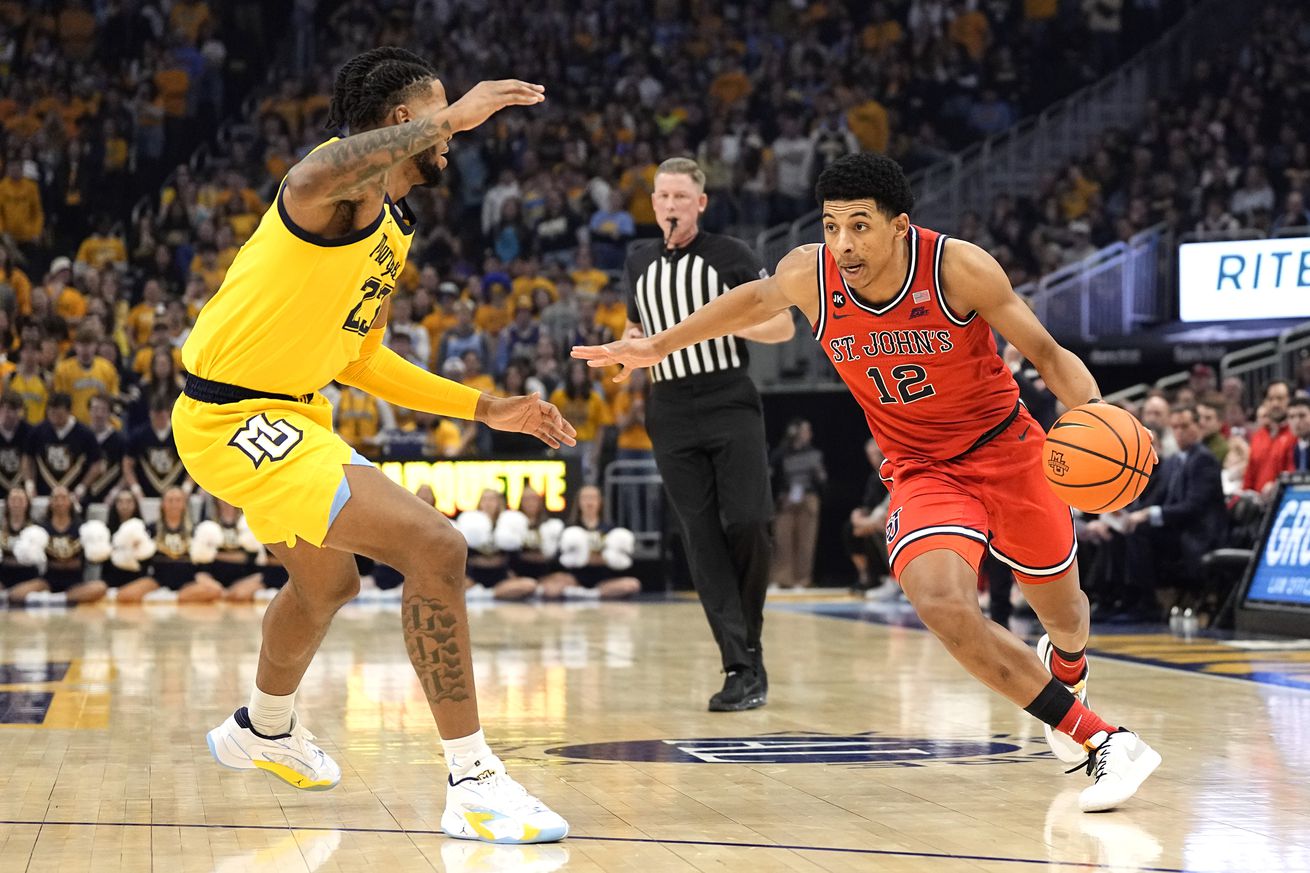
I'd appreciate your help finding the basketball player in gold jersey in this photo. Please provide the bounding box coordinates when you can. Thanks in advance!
[175,48,573,844]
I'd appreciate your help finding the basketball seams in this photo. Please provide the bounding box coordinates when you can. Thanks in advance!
[1044,437,1152,479]
[1044,404,1156,513]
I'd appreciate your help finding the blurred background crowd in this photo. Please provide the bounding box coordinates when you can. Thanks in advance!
[0,0,1304,622]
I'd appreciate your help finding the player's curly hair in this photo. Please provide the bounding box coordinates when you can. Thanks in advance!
[814,153,915,218]
[325,47,437,133]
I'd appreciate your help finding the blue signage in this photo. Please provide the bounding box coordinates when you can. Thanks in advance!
[1247,484,1310,607]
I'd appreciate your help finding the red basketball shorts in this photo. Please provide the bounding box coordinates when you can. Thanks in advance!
[881,405,1077,585]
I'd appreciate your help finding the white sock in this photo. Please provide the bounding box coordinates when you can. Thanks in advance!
[248,687,295,736]
[442,728,494,779]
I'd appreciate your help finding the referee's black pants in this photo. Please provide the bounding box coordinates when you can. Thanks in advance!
[648,371,773,672]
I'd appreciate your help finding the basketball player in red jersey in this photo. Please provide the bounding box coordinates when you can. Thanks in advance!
[573,153,1160,812]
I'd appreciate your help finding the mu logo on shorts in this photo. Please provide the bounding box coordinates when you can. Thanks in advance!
[229,413,303,469]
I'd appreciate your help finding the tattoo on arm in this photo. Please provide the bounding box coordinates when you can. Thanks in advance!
[403,593,471,705]
[297,116,454,202]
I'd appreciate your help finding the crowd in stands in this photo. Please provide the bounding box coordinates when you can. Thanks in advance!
[976,0,1310,287]
[0,0,280,265]
[0,0,1258,611]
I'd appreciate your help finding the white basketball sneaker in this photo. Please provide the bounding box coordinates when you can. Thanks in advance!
[442,755,569,844]
[206,707,341,791]
[1037,634,1090,764]
[1077,729,1162,812]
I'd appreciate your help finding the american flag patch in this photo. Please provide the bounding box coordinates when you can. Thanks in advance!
[912,290,930,303]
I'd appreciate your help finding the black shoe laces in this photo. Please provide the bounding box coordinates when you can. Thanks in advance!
[1064,732,1121,779]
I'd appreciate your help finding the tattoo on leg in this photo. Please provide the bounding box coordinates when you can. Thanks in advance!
[403,595,470,704]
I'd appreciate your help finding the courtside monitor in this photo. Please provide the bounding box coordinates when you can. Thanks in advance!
[1236,473,1310,636]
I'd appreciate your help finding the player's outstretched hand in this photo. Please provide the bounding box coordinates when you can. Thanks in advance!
[449,80,545,132]
[481,393,577,449]
[571,337,663,383]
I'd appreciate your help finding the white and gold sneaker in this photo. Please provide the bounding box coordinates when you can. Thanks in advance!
[206,706,341,791]
[442,755,568,844]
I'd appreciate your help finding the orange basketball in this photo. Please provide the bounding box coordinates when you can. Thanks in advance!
[1042,403,1157,513]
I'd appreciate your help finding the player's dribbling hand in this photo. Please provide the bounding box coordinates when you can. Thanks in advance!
[571,338,663,383]
[481,392,577,449]
[448,80,545,131]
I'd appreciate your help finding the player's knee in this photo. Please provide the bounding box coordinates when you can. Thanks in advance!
[913,591,984,645]
[395,520,467,583]
[295,566,360,608]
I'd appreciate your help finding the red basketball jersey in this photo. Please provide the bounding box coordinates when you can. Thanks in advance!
[812,225,1019,463]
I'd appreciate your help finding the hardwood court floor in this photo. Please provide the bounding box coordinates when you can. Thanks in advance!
[1,596,1308,873]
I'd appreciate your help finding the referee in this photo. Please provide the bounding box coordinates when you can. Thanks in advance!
[617,158,794,711]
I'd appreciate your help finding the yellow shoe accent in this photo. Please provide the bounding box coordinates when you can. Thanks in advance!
[522,824,540,842]
[465,811,497,841]
[254,759,336,790]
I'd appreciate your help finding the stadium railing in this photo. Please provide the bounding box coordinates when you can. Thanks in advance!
[1106,320,1310,409]
[754,0,1260,267]
[602,458,664,562]
[1017,224,1165,342]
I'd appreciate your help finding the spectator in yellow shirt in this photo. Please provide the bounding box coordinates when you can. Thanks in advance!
[74,216,128,271]
[5,342,48,425]
[169,0,211,44]
[191,244,227,293]
[0,159,43,245]
[42,257,87,326]
[475,278,512,337]
[611,369,653,457]
[595,284,628,341]
[619,142,660,233]
[422,281,462,358]
[333,383,396,460]
[570,248,610,296]
[53,326,120,423]
[126,279,165,348]
[846,95,890,154]
[460,350,497,396]
[550,360,613,483]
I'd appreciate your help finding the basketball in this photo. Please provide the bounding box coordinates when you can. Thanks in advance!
[1042,403,1157,514]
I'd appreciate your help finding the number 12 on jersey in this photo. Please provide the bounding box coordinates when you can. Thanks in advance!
[866,365,936,404]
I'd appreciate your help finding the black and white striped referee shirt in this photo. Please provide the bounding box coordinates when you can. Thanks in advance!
[623,232,768,383]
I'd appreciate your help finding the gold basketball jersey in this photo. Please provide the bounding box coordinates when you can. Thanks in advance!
[182,139,416,396]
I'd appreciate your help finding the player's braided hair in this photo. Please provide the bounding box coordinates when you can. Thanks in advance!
[814,153,915,218]
[325,46,436,133]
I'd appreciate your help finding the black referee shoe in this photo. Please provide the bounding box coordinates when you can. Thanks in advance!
[708,667,766,712]
[749,647,768,695]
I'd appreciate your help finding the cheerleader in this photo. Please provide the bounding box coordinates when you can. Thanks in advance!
[7,486,109,605]
[117,487,224,603]
[101,489,153,590]
[504,487,564,592]
[0,488,39,593]
[454,488,536,601]
[542,485,639,600]
[207,498,264,601]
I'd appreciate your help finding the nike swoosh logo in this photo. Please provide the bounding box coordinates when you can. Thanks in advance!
[1018,425,1031,441]
[831,312,855,319]
[1071,714,1082,736]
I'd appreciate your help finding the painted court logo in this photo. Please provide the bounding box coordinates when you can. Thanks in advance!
[546,732,1030,768]
[1047,451,1070,477]
[229,413,303,468]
